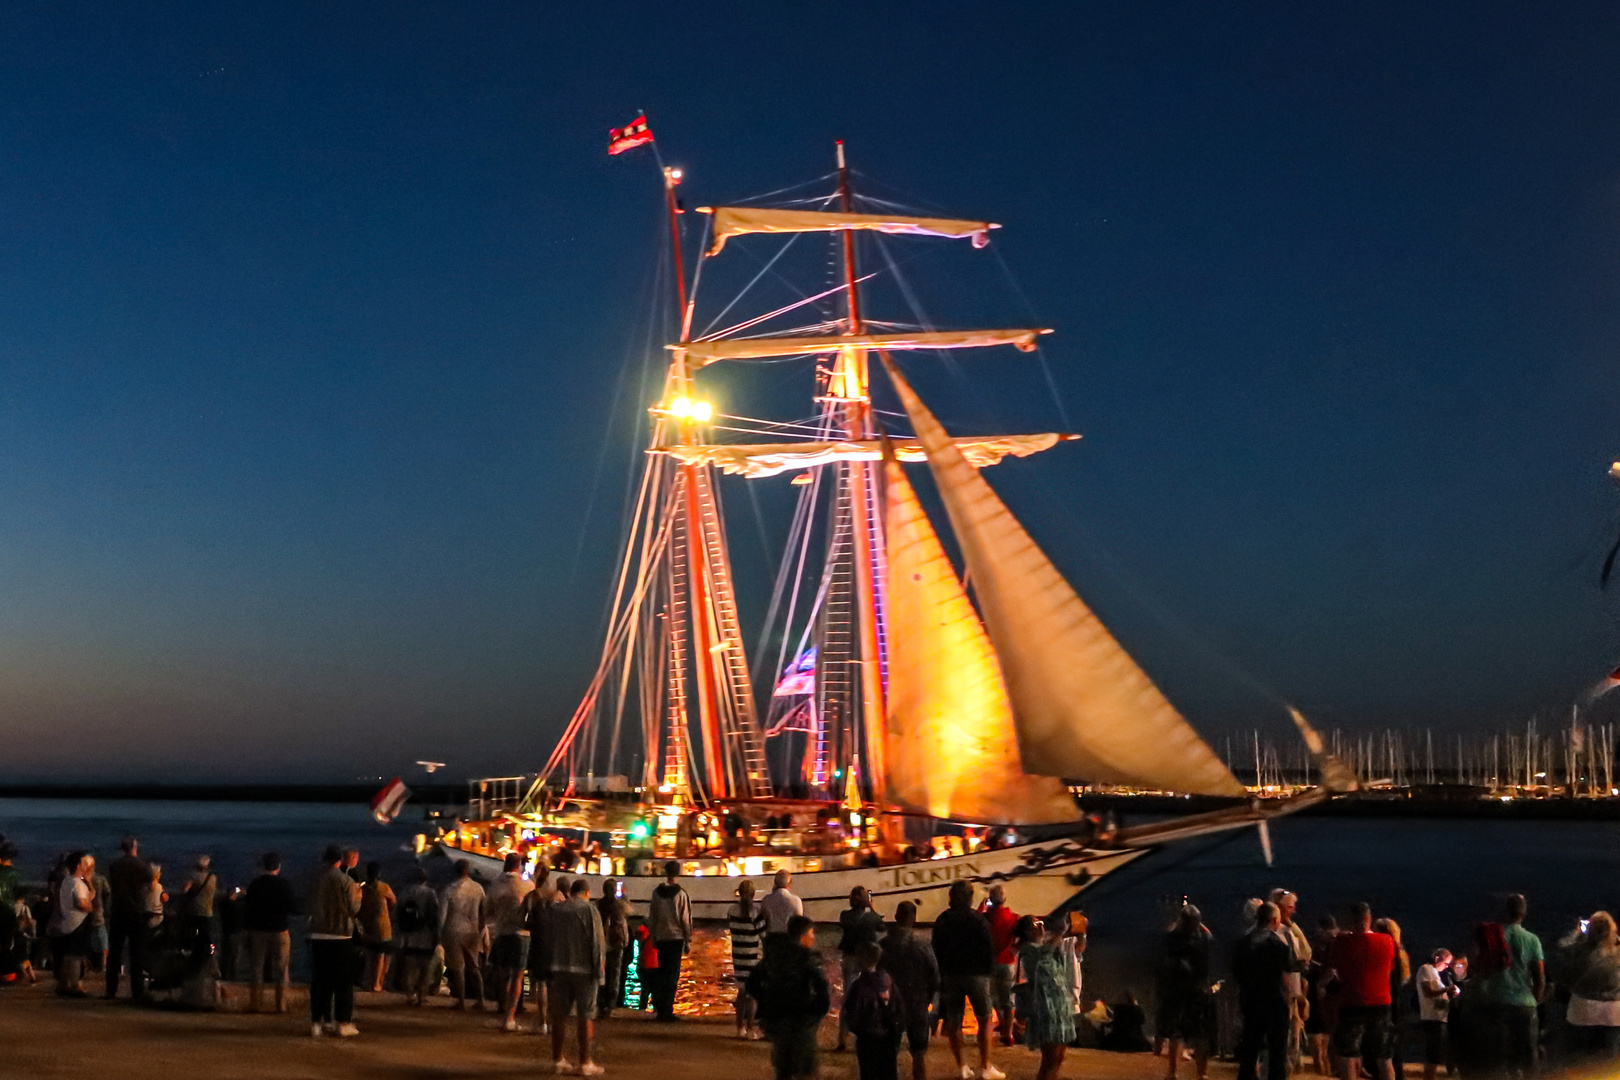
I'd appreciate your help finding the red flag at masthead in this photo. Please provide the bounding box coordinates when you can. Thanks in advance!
[608,114,654,156]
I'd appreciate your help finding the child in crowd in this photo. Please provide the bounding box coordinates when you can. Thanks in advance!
[843,941,904,1080]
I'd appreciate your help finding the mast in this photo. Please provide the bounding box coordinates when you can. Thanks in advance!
[663,163,729,799]
[835,140,888,808]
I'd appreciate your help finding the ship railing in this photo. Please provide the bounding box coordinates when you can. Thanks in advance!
[468,775,542,821]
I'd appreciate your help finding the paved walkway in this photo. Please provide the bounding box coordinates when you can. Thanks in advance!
[0,978,1194,1080]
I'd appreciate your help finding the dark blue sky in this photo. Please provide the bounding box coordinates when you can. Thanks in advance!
[2,2,1618,782]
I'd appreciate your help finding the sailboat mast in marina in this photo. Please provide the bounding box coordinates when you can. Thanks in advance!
[434,135,1324,920]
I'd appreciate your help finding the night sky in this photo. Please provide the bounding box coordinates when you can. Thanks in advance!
[2,3,1619,782]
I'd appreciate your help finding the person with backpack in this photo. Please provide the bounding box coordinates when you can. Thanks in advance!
[646,860,692,1021]
[1469,894,1545,1077]
[748,914,831,1080]
[395,866,440,1006]
[836,886,885,1052]
[844,940,904,1080]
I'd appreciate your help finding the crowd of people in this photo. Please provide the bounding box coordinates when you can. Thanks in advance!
[730,873,1090,1080]
[9,832,1620,1080]
[1161,887,1620,1080]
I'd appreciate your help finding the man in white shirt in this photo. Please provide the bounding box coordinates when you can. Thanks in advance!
[49,852,95,997]
[486,853,535,1030]
[439,859,488,1010]
[1269,888,1312,1070]
[758,869,803,954]
[1416,948,1455,1080]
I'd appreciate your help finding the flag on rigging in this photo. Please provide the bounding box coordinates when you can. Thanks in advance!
[1587,666,1620,704]
[773,647,816,697]
[607,114,653,155]
[370,777,411,824]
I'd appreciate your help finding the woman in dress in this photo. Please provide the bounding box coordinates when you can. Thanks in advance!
[1565,911,1620,1059]
[728,879,767,1039]
[1015,914,1077,1080]
[356,862,396,992]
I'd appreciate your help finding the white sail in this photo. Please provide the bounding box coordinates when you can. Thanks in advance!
[654,434,1071,478]
[700,206,995,255]
[881,453,1079,824]
[675,329,1046,367]
[883,358,1246,797]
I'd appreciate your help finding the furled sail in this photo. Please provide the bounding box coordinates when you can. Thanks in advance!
[700,206,996,255]
[654,434,1072,478]
[675,329,1046,367]
[881,452,1079,824]
[882,358,1246,797]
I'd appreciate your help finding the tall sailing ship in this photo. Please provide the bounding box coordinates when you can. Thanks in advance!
[430,139,1333,921]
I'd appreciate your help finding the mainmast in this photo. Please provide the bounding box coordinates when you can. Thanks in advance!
[833,141,888,808]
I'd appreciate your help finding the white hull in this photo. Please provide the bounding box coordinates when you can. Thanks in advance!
[430,838,1149,922]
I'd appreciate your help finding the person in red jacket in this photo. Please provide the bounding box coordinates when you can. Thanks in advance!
[978,885,1020,1046]
[1325,902,1396,1080]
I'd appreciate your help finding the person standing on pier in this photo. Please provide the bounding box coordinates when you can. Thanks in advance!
[978,885,1020,1047]
[1015,914,1081,1080]
[439,858,488,1011]
[487,852,534,1031]
[48,851,94,997]
[306,845,362,1037]
[836,886,885,1052]
[749,914,831,1080]
[548,877,607,1076]
[105,837,149,1000]
[597,878,632,1020]
[357,862,396,992]
[182,856,218,957]
[395,866,441,1006]
[1324,902,1395,1080]
[1469,893,1545,1077]
[760,869,803,954]
[728,879,768,1039]
[1159,903,1213,1080]
[932,880,1004,1080]
[1269,889,1312,1070]
[879,900,940,1080]
[646,860,692,1022]
[1233,901,1296,1080]
[243,852,296,1014]
[843,940,904,1080]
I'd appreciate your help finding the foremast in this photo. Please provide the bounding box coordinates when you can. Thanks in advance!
[831,141,889,810]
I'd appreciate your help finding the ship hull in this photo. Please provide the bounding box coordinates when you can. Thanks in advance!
[428,838,1149,922]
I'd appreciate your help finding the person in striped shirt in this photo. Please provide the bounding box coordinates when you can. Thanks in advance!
[729,879,768,1039]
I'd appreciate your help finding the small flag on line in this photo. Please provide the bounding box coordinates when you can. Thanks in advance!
[370,777,411,824]
[608,114,654,156]
[773,647,816,697]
